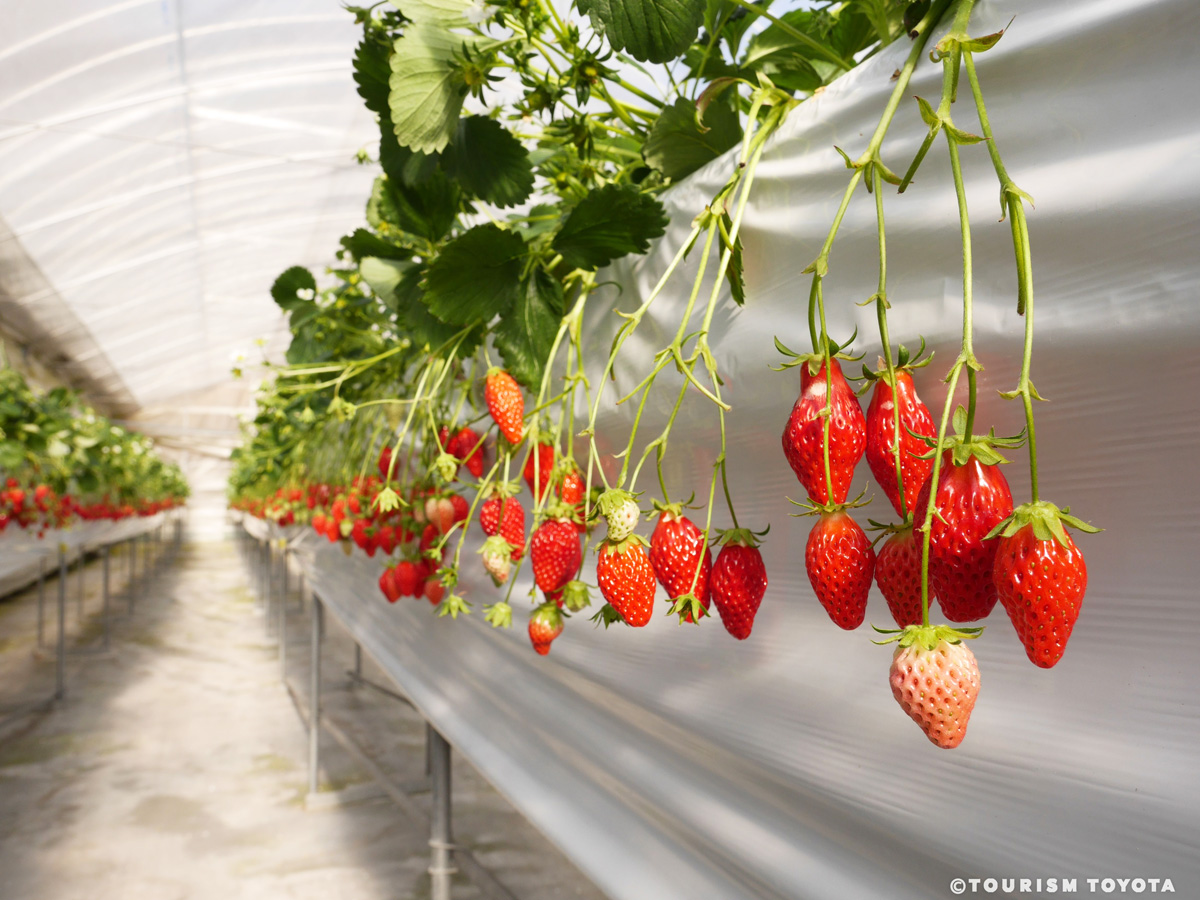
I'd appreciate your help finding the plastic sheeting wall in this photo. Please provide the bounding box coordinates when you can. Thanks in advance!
[269,1,1199,898]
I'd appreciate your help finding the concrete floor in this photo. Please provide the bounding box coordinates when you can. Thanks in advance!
[0,535,607,900]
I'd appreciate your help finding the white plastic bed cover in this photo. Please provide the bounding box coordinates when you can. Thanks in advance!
[0,514,166,598]
[275,1,1200,898]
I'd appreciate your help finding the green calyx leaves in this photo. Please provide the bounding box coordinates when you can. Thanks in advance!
[915,405,1024,467]
[859,337,934,386]
[711,525,767,548]
[668,592,709,624]
[589,602,626,629]
[872,623,984,650]
[983,500,1102,547]
[437,593,472,619]
[560,580,593,613]
[771,332,860,372]
[598,532,649,556]
[483,601,513,628]
[597,487,639,519]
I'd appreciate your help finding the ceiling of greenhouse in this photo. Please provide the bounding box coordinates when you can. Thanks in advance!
[0,0,379,417]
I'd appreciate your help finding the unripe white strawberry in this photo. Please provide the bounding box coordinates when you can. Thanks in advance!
[598,489,639,542]
[479,535,513,585]
[887,625,981,750]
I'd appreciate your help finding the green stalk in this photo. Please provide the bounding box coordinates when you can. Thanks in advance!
[872,163,909,519]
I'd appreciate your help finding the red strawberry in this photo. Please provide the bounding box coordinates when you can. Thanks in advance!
[528,603,564,655]
[865,369,936,518]
[523,442,556,501]
[376,524,398,556]
[596,536,656,627]
[649,508,711,623]
[805,511,875,630]
[379,567,401,603]
[557,467,585,506]
[481,494,526,560]
[709,529,768,640]
[419,523,443,561]
[378,445,394,479]
[448,493,469,525]
[485,368,524,444]
[424,577,445,605]
[914,451,1013,622]
[393,560,420,597]
[530,517,581,594]
[451,427,484,477]
[885,625,981,749]
[875,525,927,628]
[991,502,1097,668]
[781,358,865,505]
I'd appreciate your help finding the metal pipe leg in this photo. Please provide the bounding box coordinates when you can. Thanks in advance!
[76,543,85,622]
[279,550,288,682]
[128,538,136,615]
[281,546,289,605]
[265,540,274,636]
[36,557,46,649]
[308,596,323,796]
[102,547,111,652]
[56,547,67,701]
[428,724,455,900]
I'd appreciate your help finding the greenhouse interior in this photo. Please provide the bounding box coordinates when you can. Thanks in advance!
[1,0,1197,898]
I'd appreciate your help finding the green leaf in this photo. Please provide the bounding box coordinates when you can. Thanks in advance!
[379,116,440,186]
[493,269,563,388]
[719,212,745,305]
[366,173,459,243]
[271,266,316,312]
[341,228,409,262]
[743,12,828,92]
[392,262,469,351]
[390,0,471,25]
[643,96,741,182]
[388,25,474,154]
[423,224,526,324]
[0,441,25,469]
[353,34,392,116]
[360,256,412,300]
[552,184,668,271]
[577,0,706,64]
[443,116,534,208]
[511,204,560,241]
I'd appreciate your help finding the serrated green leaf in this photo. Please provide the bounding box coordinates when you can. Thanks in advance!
[341,228,409,262]
[719,212,745,305]
[0,441,25,469]
[423,224,526,324]
[443,116,534,208]
[366,173,458,243]
[353,35,392,116]
[494,269,563,389]
[577,0,705,64]
[390,0,471,25]
[360,256,412,301]
[388,25,474,154]
[552,184,668,271]
[392,262,469,351]
[643,96,741,182]
[271,266,316,312]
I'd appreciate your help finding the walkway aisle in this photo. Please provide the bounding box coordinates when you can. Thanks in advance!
[0,539,607,900]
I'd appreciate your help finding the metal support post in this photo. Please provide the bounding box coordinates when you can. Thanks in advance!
[281,542,289,606]
[308,596,323,796]
[428,724,455,900]
[279,547,288,682]
[102,546,111,651]
[36,557,46,648]
[76,544,85,622]
[56,546,67,701]
[265,540,274,635]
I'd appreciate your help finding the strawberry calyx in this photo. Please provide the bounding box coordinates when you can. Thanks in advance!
[872,622,984,650]
[865,517,914,546]
[914,404,1025,467]
[483,601,513,628]
[772,333,863,374]
[589,603,625,629]
[436,593,472,619]
[540,499,581,525]
[560,579,592,612]
[788,487,870,519]
[856,338,933,391]
[596,532,649,556]
[983,499,1102,547]
[710,525,767,549]
[668,592,709,624]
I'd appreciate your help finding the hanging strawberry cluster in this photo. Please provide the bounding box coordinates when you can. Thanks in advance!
[777,0,1099,749]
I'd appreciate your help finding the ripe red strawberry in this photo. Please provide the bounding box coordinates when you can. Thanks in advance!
[523,442,556,501]
[914,451,1013,622]
[805,511,875,630]
[424,577,445,606]
[528,603,564,655]
[379,567,401,603]
[596,536,656,627]
[484,368,524,444]
[393,560,420,597]
[480,493,526,560]
[875,525,926,628]
[419,523,443,561]
[377,445,394,480]
[709,529,768,640]
[865,369,935,518]
[376,524,398,556]
[448,493,469,525]
[530,517,581,593]
[557,467,585,506]
[450,427,484,477]
[885,625,981,749]
[991,502,1097,668]
[781,358,865,505]
[648,507,711,623]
